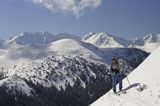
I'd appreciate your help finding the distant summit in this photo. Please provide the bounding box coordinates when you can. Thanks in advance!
[82,32,132,48]
[83,32,160,52]
[1,31,160,52]
[8,31,55,45]
[7,31,80,46]
[132,34,160,52]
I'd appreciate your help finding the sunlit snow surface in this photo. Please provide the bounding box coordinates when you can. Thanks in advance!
[91,46,160,106]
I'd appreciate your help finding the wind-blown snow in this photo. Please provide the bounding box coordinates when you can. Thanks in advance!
[91,46,160,106]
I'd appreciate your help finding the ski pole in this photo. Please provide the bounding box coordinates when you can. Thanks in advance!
[126,76,131,86]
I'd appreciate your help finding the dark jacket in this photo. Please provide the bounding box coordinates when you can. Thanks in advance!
[110,62,120,75]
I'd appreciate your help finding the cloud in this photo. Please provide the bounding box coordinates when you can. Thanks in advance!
[29,0,102,17]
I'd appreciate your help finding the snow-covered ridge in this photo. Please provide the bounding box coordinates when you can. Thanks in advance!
[82,32,131,48]
[7,31,80,46]
[48,38,103,61]
[8,31,55,45]
[1,31,160,52]
[132,34,160,44]
[91,46,160,106]
[83,32,160,52]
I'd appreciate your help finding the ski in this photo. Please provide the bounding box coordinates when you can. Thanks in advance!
[115,90,127,96]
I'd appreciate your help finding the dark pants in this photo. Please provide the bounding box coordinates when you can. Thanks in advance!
[112,73,122,92]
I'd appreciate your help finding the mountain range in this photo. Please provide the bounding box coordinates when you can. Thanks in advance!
[83,32,160,52]
[0,31,157,105]
[7,32,80,46]
[1,31,159,53]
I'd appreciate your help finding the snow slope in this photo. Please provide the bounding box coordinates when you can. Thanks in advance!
[49,39,103,61]
[91,46,160,106]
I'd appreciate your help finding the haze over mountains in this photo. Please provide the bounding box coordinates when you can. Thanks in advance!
[1,31,159,53]
[7,32,80,46]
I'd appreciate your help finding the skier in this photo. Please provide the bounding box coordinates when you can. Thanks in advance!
[110,57,123,94]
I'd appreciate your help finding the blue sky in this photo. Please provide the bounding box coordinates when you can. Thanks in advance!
[0,0,160,39]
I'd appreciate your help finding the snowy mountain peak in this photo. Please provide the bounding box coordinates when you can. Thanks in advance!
[83,32,160,52]
[82,32,95,40]
[133,34,160,44]
[7,32,82,46]
[82,32,129,48]
[49,38,82,50]
[11,31,53,39]
[8,31,55,45]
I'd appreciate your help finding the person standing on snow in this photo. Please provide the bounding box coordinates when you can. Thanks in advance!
[110,57,123,94]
